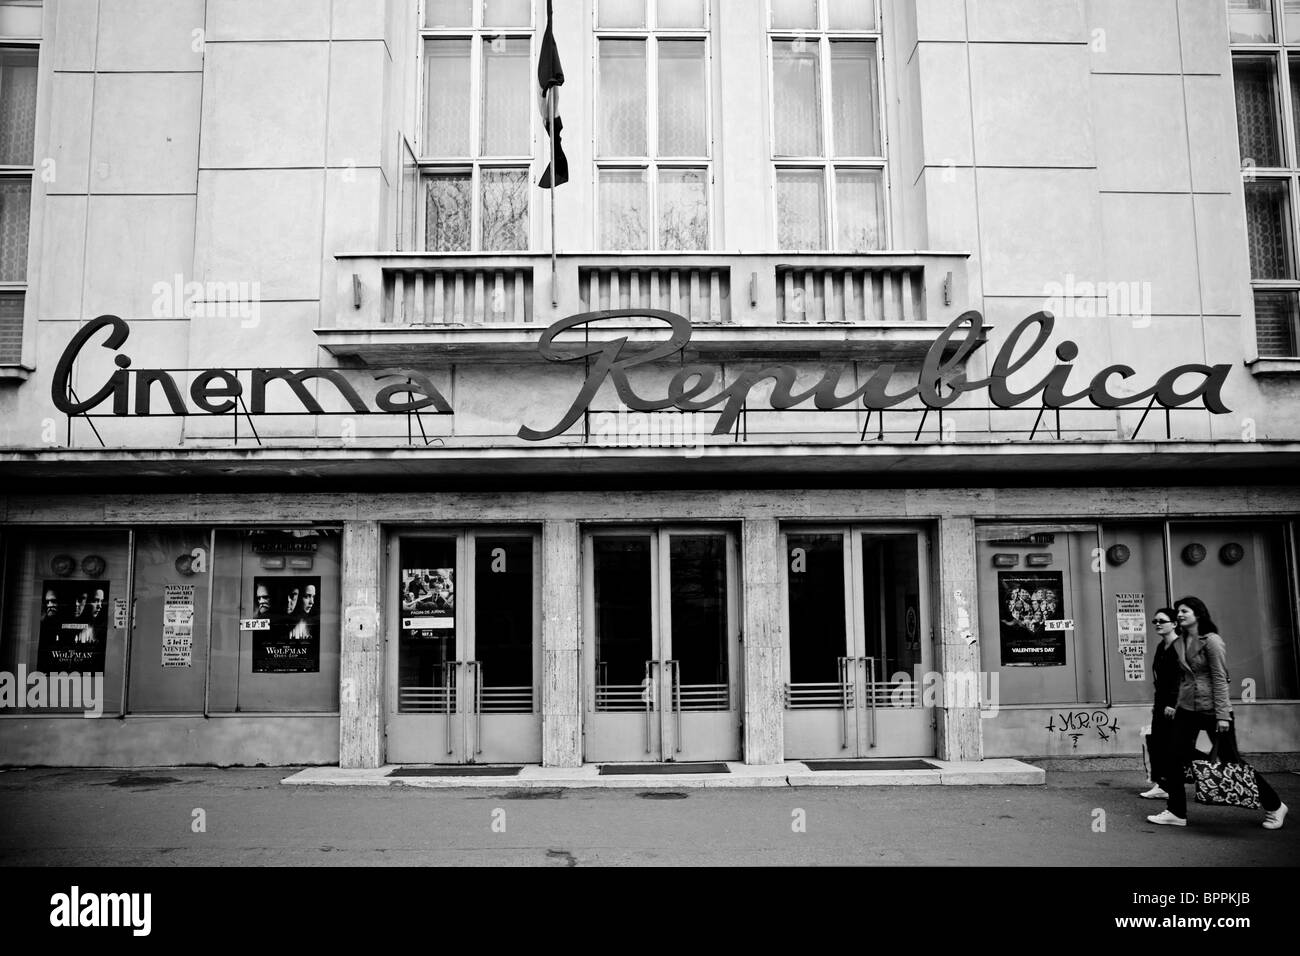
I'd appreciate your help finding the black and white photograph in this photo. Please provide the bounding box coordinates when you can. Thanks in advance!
[0,0,1297,939]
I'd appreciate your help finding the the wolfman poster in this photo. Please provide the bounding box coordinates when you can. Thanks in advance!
[998,571,1067,666]
[36,580,109,672]
[250,576,321,673]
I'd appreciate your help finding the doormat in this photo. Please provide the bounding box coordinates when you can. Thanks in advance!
[387,766,523,777]
[804,759,937,772]
[598,762,730,775]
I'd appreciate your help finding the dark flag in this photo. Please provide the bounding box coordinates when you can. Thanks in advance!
[538,0,568,188]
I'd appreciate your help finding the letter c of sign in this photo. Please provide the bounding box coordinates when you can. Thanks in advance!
[51,315,130,415]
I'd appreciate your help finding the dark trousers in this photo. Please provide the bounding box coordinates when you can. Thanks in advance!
[1163,709,1282,818]
[1148,709,1175,790]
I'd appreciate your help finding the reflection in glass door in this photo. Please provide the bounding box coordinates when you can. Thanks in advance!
[783,527,933,759]
[387,530,541,764]
[584,529,741,763]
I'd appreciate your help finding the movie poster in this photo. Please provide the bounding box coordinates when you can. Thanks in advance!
[998,571,1068,667]
[401,567,455,640]
[36,580,110,672]
[247,576,321,674]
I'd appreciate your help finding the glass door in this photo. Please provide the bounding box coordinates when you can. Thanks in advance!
[584,528,741,763]
[782,526,934,760]
[386,530,541,764]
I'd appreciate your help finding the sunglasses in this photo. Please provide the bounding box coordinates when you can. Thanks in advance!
[1152,618,1172,625]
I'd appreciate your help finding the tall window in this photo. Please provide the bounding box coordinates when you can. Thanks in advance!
[419,0,534,252]
[595,0,712,250]
[0,30,37,365]
[1231,0,1300,356]
[768,0,886,251]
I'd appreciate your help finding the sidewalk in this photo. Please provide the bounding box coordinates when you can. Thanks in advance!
[283,758,1043,789]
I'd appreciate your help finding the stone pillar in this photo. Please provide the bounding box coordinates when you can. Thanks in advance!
[935,516,983,762]
[541,519,582,767]
[742,519,785,765]
[340,521,383,768]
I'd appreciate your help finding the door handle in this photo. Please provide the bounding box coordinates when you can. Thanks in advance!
[644,660,658,755]
[669,659,682,754]
[837,656,852,750]
[470,661,483,757]
[443,661,454,756]
[861,656,878,749]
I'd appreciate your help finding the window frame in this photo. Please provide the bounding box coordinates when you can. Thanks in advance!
[1232,1,1300,356]
[0,35,38,368]
[415,2,537,253]
[765,0,891,252]
[592,0,716,251]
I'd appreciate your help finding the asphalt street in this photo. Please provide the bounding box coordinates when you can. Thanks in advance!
[0,766,1296,866]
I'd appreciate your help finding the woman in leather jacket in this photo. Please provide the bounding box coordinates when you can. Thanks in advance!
[1147,596,1287,829]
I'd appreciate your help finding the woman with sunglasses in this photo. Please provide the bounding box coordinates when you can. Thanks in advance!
[1147,596,1288,829]
[1139,608,1181,800]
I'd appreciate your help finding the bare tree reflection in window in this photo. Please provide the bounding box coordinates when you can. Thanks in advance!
[425,173,472,251]
[600,169,650,250]
[481,168,529,251]
[659,168,708,250]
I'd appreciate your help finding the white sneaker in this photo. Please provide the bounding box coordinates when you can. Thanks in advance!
[1147,811,1187,827]
[1263,803,1288,830]
[1139,786,1169,800]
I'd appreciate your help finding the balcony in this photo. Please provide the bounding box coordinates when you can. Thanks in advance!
[320,251,974,365]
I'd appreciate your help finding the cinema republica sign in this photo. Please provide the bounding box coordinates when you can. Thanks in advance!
[52,310,1233,438]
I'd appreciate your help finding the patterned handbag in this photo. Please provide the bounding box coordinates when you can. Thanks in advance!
[1192,727,1262,810]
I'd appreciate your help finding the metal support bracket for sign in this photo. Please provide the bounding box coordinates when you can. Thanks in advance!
[233,394,262,447]
[65,385,106,449]
[1028,403,1062,441]
[1130,395,1173,441]
[861,408,884,442]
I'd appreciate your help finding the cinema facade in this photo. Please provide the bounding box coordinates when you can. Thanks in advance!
[0,0,1298,770]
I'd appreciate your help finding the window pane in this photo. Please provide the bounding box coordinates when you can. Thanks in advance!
[481,167,529,250]
[599,168,650,249]
[659,167,709,250]
[483,0,532,27]
[1234,56,1282,168]
[776,168,826,249]
[208,530,342,714]
[1244,179,1295,278]
[398,538,458,713]
[836,167,884,250]
[1284,0,1300,42]
[1291,57,1300,157]
[1230,0,1276,42]
[772,0,818,29]
[425,0,472,27]
[786,533,846,684]
[0,178,31,282]
[600,0,646,27]
[1254,289,1300,355]
[0,291,21,363]
[1170,522,1299,700]
[1,529,130,716]
[482,37,531,155]
[827,0,877,30]
[599,40,648,156]
[128,529,212,714]
[773,39,822,156]
[425,171,472,251]
[658,40,707,156]
[474,537,534,704]
[657,0,705,28]
[831,41,880,156]
[0,47,38,165]
[424,39,471,157]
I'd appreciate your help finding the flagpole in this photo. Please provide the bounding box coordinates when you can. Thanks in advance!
[549,91,558,308]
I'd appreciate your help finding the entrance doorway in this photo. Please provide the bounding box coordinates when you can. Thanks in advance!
[583,528,742,763]
[782,527,934,759]
[386,530,541,764]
